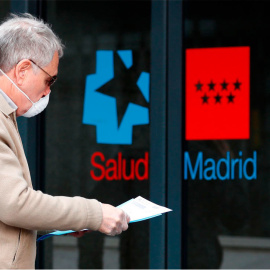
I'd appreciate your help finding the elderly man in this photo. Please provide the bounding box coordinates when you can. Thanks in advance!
[0,13,129,269]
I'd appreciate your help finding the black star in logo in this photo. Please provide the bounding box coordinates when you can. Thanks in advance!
[233,79,241,90]
[97,52,149,127]
[195,80,203,91]
[227,92,235,103]
[214,93,222,103]
[220,80,229,90]
[208,80,215,91]
[201,93,209,104]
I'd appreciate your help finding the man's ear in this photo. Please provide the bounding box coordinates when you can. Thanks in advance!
[15,59,32,85]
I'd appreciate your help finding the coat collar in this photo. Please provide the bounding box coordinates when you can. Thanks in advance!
[0,89,17,117]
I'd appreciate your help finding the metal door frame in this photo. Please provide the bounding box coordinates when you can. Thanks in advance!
[150,0,183,268]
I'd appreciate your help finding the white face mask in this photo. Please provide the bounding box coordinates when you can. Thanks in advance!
[0,69,50,118]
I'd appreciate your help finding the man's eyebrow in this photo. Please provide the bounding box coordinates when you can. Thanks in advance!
[48,74,57,78]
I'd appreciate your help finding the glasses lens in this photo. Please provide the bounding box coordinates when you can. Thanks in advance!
[48,76,57,87]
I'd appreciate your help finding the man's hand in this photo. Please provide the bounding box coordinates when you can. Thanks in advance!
[99,204,130,236]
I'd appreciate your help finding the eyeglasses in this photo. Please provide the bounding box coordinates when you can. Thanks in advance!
[29,60,57,87]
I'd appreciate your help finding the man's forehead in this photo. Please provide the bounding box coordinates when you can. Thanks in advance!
[45,52,59,75]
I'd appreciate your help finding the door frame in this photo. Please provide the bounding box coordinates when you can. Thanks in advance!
[150,0,183,268]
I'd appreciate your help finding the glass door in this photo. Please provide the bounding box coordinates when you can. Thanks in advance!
[183,1,270,268]
[43,1,151,268]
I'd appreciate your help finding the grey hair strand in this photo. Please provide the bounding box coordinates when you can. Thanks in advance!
[0,13,64,72]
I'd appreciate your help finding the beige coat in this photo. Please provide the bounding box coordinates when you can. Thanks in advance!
[0,94,103,269]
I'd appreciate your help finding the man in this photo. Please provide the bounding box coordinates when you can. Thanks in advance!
[0,13,129,269]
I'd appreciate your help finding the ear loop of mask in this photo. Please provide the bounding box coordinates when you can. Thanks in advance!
[0,68,34,104]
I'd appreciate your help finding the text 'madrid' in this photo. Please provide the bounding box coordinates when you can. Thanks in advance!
[184,151,257,181]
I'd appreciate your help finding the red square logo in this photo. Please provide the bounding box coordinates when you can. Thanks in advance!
[185,46,250,140]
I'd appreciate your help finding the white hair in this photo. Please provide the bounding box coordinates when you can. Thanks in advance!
[0,13,64,72]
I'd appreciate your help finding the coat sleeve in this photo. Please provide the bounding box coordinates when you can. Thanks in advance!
[0,118,103,231]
